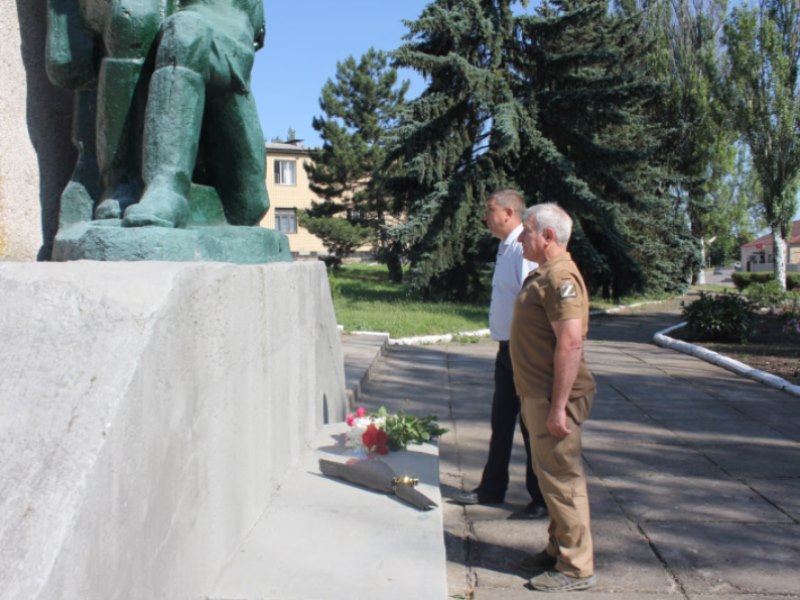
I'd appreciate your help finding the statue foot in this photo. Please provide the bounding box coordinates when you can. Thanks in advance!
[95,183,140,220]
[122,188,189,228]
[95,198,121,220]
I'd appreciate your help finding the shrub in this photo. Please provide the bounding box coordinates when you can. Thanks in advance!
[733,271,800,291]
[731,271,774,291]
[781,292,800,342]
[681,292,754,342]
[298,212,371,266]
[744,280,790,310]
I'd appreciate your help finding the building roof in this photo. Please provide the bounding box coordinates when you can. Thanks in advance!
[265,141,315,156]
[741,220,800,249]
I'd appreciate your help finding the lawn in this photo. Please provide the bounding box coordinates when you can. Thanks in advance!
[328,264,488,338]
[328,263,676,338]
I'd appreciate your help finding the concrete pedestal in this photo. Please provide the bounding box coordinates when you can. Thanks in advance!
[0,260,346,600]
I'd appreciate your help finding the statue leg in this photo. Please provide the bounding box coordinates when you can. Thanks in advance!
[93,0,164,220]
[121,67,204,227]
[59,89,101,227]
[203,91,269,225]
[122,12,211,228]
[93,58,148,219]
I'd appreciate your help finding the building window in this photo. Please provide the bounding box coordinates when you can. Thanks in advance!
[274,208,297,234]
[274,160,296,185]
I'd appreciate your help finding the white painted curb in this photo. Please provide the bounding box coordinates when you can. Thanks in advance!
[345,328,491,346]
[653,322,800,398]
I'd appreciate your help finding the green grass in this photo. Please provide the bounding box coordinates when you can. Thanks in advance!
[329,263,701,336]
[691,283,731,294]
[328,264,488,338]
[589,291,676,311]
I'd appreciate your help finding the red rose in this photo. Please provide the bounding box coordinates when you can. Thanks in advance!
[362,424,389,455]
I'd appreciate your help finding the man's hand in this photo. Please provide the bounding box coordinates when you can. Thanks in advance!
[546,406,572,438]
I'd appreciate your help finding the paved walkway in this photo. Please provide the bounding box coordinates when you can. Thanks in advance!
[343,300,800,599]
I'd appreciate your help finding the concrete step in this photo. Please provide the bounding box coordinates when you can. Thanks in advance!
[341,333,389,405]
[209,422,446,600]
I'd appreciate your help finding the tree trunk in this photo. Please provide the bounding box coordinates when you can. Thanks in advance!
[696,237,707,285]
[772,228,788,290]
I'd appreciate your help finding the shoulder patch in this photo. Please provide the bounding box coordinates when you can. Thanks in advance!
[559,280,577,299]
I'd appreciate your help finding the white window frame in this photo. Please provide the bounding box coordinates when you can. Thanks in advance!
[274,159,296,186]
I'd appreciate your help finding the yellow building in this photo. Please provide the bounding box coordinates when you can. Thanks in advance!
[259,141,327,257]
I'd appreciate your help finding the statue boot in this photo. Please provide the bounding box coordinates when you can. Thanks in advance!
[123,66,205,228]
[94,58,148,220]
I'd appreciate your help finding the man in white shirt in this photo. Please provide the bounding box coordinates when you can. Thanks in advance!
[454,189,547,520]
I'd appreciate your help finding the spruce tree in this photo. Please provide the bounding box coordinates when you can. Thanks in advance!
[305,49,408,270]
[387,0,697,299]
[384,0,532,298]
[513,0,697,296]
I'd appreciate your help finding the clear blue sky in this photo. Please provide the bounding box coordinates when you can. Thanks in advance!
[251,1,431,147]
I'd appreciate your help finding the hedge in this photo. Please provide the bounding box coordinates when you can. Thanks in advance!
[731,271,800,291]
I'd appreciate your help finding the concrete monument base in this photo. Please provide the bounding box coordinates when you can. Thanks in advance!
[0,260,346,599]
[51,221,292,264]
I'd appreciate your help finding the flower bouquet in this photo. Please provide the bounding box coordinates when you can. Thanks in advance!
[345,406,447,456]
[318,406,447,510]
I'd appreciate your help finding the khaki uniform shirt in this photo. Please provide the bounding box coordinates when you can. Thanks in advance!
[510,252,596,404]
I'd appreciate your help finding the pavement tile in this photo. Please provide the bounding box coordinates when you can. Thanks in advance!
[634,401,748,425]
[643,521,800,596]
[474,594,687,600]
[597,474,792,523]
[683,439,800,479]
[585,441,722,478]
[584,418,685,447]
[736,412,800,444]
[586,478,677,594]
[689,595,800,600]
[743,477,800,522]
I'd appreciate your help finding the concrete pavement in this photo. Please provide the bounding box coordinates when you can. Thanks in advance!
[344,299,800,599]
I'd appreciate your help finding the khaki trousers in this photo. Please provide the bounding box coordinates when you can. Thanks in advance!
[520,395,594,578]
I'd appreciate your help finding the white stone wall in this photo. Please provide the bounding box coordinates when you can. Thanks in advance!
[0,260,347,599]
[0,3,74,261]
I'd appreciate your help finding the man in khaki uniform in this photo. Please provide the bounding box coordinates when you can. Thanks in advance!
[509,203,596,593]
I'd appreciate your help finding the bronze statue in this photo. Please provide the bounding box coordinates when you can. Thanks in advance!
[46,0,269,230]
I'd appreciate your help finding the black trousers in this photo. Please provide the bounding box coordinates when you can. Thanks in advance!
[477,341,543,504]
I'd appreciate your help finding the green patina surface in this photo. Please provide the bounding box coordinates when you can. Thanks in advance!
[46,0,288,263]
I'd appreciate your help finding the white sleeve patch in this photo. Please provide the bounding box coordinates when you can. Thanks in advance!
[559,281,577,299]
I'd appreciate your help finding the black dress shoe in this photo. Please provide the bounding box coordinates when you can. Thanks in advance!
[452,490,504,505]
[508,502,548,520]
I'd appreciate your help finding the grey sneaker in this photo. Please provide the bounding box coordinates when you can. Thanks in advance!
[518,550,557,573]
[530,570,596,592]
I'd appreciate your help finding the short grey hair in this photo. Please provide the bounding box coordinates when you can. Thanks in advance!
[522,203,573,246]
[488,189,525,220]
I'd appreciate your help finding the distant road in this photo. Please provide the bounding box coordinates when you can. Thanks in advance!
[704,267,735,287]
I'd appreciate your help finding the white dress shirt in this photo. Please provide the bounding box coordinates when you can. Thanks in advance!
[489,223,537,341]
